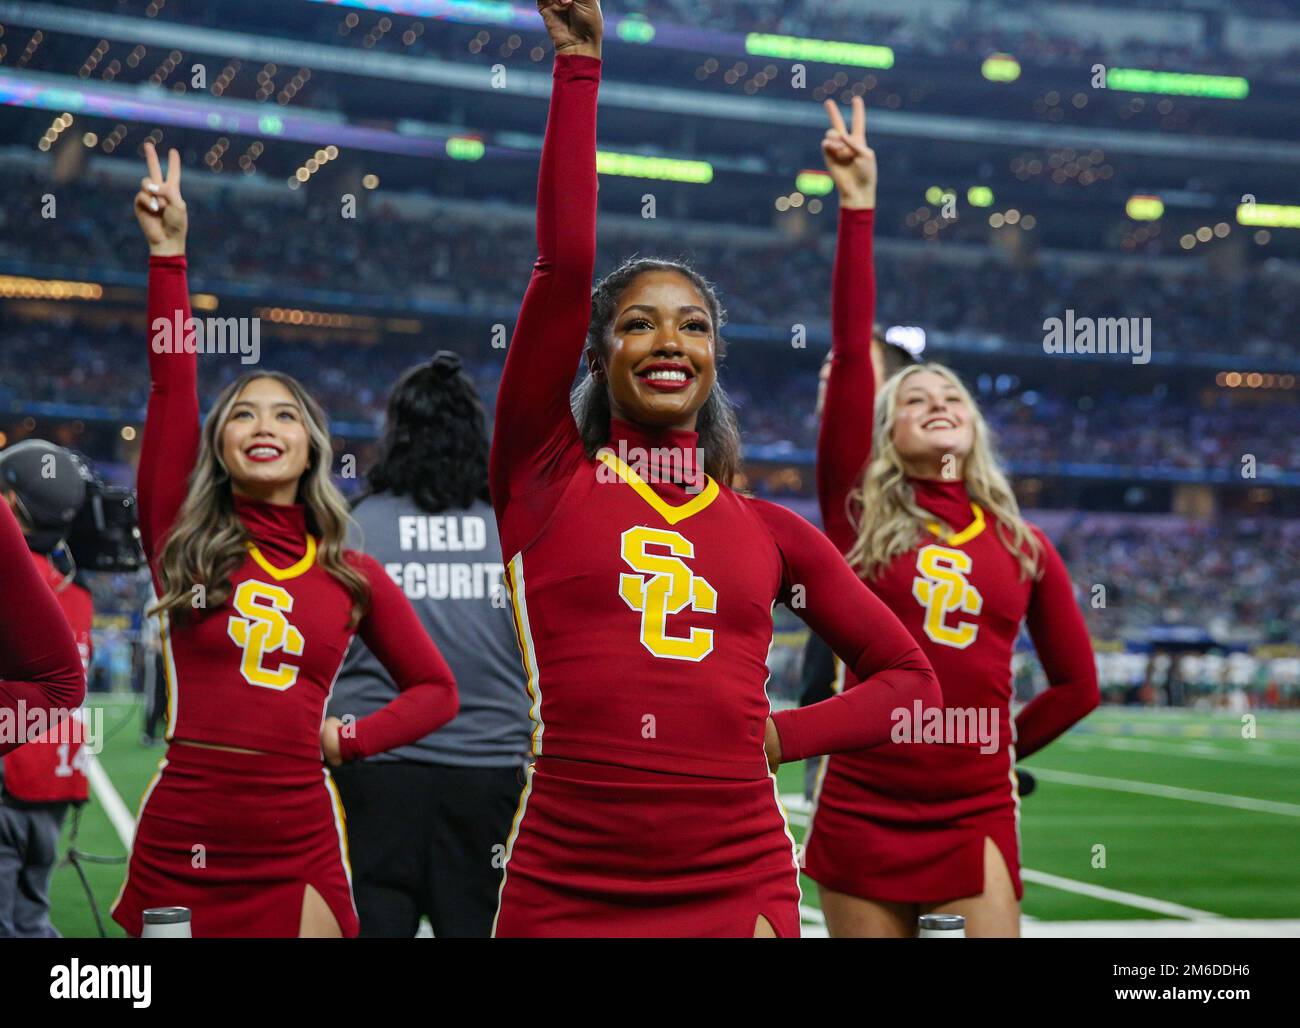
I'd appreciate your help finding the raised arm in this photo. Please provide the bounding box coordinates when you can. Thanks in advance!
[1014,531,1100,760]
[753,500,940,765]
[815,97,878,555]
[133,142,197,561]
[489,0,604,510]
[0,502,85,755]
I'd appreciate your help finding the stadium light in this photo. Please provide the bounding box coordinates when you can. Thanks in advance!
[596,151,713,184]
[1236,203,1300,229]
[796,171,835,196]
[1126,195,1164,221]
[446,136,485,161]
[744,33,894,69]
[981,53,1021,83]
[0,275,103,300]
[617,17,655,44]
[1106,68,1249,100]
[885,326,926,356]
[967,186,994,208]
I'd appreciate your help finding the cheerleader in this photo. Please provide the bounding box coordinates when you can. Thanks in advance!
[806,97,1099,937]
[110,143,459,938]
[488,0,939,938]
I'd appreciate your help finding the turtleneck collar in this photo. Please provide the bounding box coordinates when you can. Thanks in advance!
[909,476,976,533]
[233,493,310,566]
[605,417,705,489]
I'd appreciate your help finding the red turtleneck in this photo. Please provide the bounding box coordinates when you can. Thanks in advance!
[138,256,457,763]
[488,54,937,778]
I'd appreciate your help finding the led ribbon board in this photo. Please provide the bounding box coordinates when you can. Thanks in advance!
[1106,68,1249,100]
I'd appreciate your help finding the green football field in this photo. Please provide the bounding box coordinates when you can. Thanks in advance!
[47,698,1300,938]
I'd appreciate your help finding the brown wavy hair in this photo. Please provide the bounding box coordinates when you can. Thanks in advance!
[150,371,370,627]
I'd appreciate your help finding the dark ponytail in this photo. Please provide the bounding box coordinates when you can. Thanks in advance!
[572,258,743,486]
[365,351,491,513]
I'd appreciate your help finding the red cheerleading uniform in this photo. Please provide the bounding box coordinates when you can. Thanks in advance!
[111,255,458,938]
[803,207,1100,904]
[0,502,85,758]
[0,550,94,803]
[487,55,939,938]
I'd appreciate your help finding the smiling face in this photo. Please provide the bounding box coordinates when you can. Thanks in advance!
[599,269,718,431]
[220,376,312,503]
[890,368,975,476]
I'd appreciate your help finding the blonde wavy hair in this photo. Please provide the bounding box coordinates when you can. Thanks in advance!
[846,363,1042,582]
[151,371,370,627]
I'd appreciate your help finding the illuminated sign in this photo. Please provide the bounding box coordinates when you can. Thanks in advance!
[617,18,655,44]
[1106,68,1248,99]
[797,171,834,195]
[446,136,485,160]
[1237,203,1300,229]
[1126,195,1164,221]
[744,33,893,69]
[981,53,1020,83]
[596,151,713,183]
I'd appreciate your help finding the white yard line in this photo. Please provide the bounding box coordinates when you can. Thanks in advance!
[1061,735,1300,767]
[799,904,1296,938]
[1023,918,1300,939]
[1027,767,1300,818]
[782,793,1225,919]
[85,752,136,850]
[1020,869,1220,919]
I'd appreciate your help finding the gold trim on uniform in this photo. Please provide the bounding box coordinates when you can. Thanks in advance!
[247,535,318,581]
[925,502,986,546]
[596,451,719,525]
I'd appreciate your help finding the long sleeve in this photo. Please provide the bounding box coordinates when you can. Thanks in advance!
[1013,531,1100,760]
[488,54,601,510]
[138,254,199,562]
[0,503,85,756]
[816,207,877,556]
[337,555,459,761]
[754,500,940,763]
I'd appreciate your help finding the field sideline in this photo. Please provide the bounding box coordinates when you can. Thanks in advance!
[45,699,1300,938]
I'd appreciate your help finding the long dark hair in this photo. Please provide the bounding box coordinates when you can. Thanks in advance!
[365,351,491,513]
[572,258,743,485]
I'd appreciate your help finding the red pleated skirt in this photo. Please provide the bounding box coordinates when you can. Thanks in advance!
[492,756,802,938]
[111,742,358,938]
[803,742,1023,905]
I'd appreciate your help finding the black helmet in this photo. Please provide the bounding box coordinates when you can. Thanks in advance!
[0,440,88,554]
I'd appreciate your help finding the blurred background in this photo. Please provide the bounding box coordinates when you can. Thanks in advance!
[0,0,1296,936]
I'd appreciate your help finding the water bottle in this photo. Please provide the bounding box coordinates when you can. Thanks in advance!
[142,906,192,938]
[918,913,965,938]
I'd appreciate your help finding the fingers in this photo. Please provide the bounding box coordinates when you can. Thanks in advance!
[166,147,181,192]
[134,188,168,215]
[144,141,163,185]
[850,94,866,141]
[822,129,857,163]
[823,98,847,136]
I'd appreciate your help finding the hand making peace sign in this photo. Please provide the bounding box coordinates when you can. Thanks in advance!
[822,95,877,210]
[133,140,187,257]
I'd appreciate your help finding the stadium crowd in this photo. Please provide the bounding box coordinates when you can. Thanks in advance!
[3,168,1296,363]
[1056,515,1300,644]
[2,324,1296,478]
